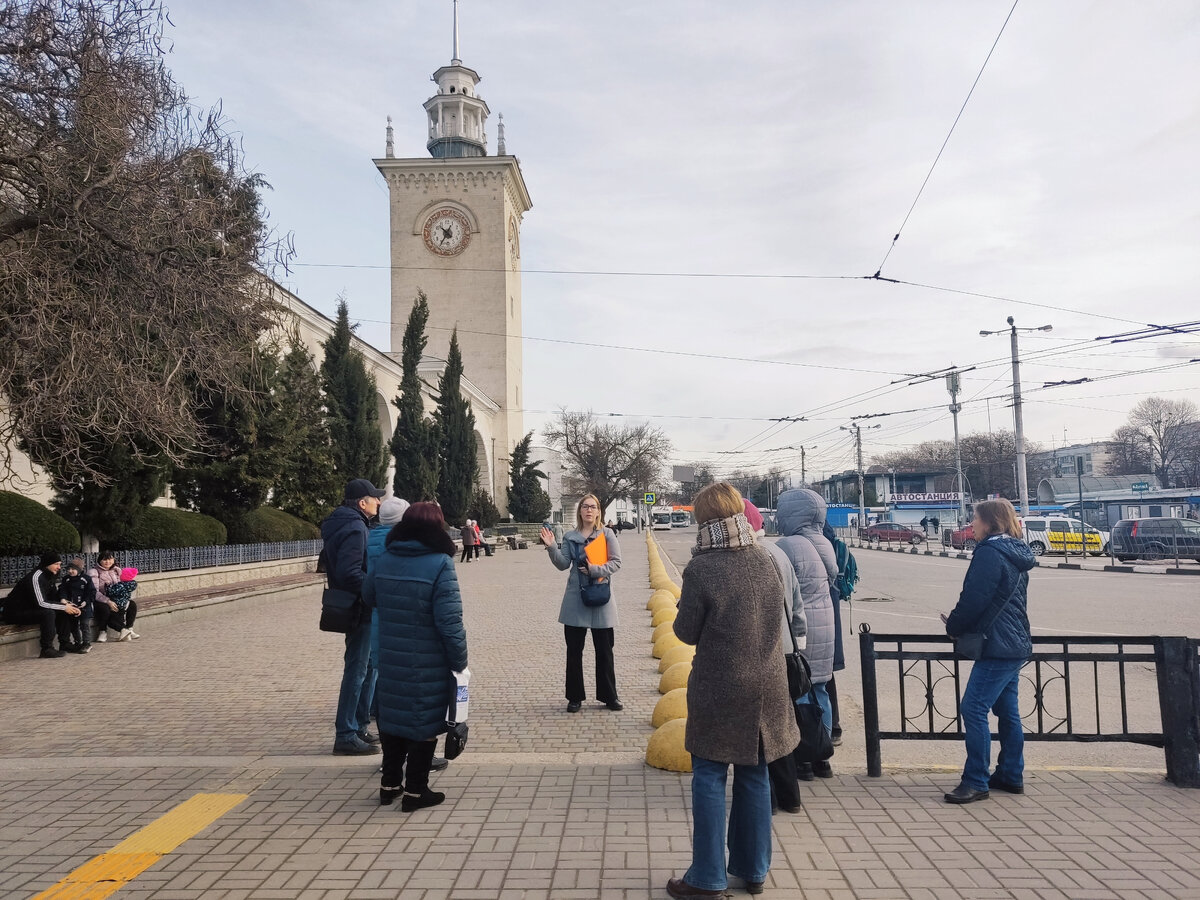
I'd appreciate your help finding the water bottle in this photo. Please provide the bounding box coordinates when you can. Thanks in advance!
[451,668,470,723]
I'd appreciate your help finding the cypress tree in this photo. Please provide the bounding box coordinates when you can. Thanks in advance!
[320,298,388,488]
[391,292,440,500]
[272,337,340,523]
[507,432,551,522]
[435,328,479,523]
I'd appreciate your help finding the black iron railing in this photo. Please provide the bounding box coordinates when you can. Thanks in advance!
[859,627,1200,788]
[1,540,323,587]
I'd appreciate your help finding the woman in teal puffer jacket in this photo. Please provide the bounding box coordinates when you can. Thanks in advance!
[363,501,468,812]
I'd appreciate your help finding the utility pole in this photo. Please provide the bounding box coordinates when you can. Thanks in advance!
[982,317,1052,517]
[946,371,967,526]
[841,423,870,530]
[801,446,807,485]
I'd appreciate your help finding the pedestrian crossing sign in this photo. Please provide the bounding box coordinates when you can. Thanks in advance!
[643,492,656,505]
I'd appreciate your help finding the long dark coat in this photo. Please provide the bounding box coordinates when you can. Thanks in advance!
[673,543,801,766]
[362,539,469,741]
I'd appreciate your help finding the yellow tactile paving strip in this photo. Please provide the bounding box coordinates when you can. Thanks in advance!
[32,793,247,900]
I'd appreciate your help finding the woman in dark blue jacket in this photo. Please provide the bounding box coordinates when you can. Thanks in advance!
[942,498,1035,804]
[363,502,468,811]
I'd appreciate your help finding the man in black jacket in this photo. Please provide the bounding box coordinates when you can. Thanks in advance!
[321,479,385,755]
[2,552,81,657]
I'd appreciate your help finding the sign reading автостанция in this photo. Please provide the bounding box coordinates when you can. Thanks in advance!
[890,492,965,503]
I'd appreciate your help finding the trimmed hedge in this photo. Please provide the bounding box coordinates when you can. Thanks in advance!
[116,506,228,549]
[0,491,81,554]
[225,507,321,544]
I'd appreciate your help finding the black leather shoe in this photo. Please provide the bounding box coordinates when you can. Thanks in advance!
[379,787,400,806]
[747,881,765,895]
[400,789,445,812]
[795,762,815,781]
[813,760,833,778]
[605,699,624,711]
[666,876,729,898]
[430,756,449,772]
[566,701,582,713]
[357,729,380,744]
[944,783,990,804]
[988,774,1024,794]
[332,736,380,756]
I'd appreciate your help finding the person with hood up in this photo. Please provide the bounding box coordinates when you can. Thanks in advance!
[774,488,839,779]
[941,498,1035,804]
[363,501,468,811]
[321,478,386,756]
[743,500,808,814]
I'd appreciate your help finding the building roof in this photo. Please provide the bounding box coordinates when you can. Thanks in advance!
[1037,474,1160,503]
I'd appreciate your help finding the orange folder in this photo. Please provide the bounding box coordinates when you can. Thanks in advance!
[584,532,608,566]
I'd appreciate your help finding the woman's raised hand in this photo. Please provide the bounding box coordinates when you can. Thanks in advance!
[540,526,555,547]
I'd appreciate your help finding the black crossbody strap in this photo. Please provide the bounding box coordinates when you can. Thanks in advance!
[765,551,801,656]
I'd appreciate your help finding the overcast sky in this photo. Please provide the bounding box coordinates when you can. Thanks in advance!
[163,0,1200,483]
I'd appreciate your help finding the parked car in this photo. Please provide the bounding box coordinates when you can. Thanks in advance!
[1022,515,1105,556]
[1111,518,1200,563]
[612,519,638,532]
[948,525,977,551]
[859,522,925,545]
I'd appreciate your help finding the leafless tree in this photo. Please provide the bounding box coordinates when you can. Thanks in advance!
[1125,397,1199,487]
[543,409,672,516]
[0,0,289,484]
[1107,424,1154,477]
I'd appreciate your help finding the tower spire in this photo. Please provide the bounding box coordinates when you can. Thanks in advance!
[385,115,394,158]
[496,113,506,155]
[452,0,461,64]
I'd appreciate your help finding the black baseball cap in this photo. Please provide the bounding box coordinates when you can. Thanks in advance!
[345,478,386,501]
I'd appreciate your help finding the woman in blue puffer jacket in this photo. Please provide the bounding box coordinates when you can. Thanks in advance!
[942,498,1035,804]
[363,501,468,812]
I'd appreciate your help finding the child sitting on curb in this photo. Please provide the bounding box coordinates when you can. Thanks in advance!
[105,567,140,641]
[58,558,96,653]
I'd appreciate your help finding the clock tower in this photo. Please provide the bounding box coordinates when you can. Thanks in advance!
[375,0,532,503]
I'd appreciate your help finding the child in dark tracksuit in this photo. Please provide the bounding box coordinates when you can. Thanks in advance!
[58,558,96,653]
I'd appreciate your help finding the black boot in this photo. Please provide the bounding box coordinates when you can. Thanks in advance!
[400,788,445,812]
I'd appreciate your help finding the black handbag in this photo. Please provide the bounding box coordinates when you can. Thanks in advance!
[766,552,810,699]
[573,540,611,608]
[793,688,834,764]
[953,582,1017,660]
[319,585,363,634]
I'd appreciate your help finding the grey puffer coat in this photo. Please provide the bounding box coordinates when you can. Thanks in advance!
[546,527,622,629]
[674,543,801,766]
[775,489,838,684]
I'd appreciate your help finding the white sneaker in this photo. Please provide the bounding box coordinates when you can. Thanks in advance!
[95,631,107,643]
[128,630,140,639]
[118,628,133,641]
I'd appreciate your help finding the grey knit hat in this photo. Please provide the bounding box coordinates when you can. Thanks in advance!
[379,496,410,527]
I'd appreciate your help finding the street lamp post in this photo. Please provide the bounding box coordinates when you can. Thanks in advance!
[946,371,967,527]
[981,317,1052,516]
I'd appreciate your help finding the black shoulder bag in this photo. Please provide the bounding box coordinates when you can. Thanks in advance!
[319,567,364,634]
[953,585,1017,660]
[766,551,810,700]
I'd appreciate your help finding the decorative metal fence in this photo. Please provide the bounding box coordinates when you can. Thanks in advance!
[859,627,1200,788]
[1,540,323,587]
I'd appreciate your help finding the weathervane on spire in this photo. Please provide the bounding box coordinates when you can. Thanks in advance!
[452,0,461,65]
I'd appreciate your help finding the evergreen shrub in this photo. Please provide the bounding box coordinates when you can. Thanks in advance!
[116,506,227,549]
[226,507,321,544]
[0,491,81,554]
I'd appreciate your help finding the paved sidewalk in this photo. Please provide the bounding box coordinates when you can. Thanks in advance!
[2,533,1199,899]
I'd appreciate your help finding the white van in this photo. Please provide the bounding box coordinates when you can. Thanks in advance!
[1022,515,1107,556]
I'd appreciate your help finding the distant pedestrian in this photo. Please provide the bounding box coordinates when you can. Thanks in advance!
[459,521,478,563]
[472,520,484,559]
[941,498,1034,804]
[364,501,468,811]
[667,483,799,899]
[540,494,623,713]
[1,552,79,657]
[58,558,96,653]
[320,478,386,756]
[920,516,930,535]
[775,489,839,779]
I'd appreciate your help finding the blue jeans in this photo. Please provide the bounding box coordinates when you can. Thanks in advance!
[685,754,772,891]
[358,611,379,729]
[797,681,832,733]
[960,658,1026,791]
[335,620,371,742]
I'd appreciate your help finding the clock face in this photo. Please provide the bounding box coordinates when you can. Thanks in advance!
[423,208,471,256]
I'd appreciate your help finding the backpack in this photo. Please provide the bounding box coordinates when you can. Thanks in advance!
[833,537,858,600]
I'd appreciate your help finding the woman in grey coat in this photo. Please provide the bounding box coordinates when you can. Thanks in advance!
[540,494,623,713]
[775,488,839,778]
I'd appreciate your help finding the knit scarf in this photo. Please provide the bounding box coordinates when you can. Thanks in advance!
[694,513,757,553]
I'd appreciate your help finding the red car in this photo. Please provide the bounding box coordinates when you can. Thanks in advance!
[859,523,925,545]
[948,525,977,551]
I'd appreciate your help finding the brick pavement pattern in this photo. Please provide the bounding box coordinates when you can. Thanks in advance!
[3,537,1200,898]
